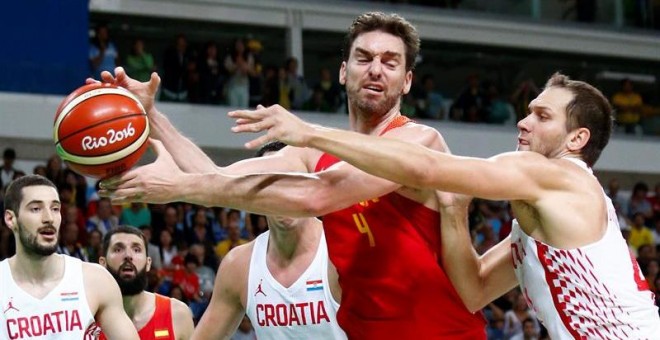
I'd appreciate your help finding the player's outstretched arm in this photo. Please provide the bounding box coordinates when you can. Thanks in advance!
[230,105,551,201]
[192,244,251,340]
[170,298,194,340]
[83,264,139,340]
[438,194,517,312]
[101,138,399,216]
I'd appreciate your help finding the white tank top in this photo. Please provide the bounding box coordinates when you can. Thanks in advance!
[511,158,660,339]
[0,254,99,339]
[245,231,346,340]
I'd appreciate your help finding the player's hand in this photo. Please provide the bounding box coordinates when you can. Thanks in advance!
[229,104,315,149]
[87,67,160,114]
[98,138,184,204]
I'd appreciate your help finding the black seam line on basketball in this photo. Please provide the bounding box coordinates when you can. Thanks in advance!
[55,112,146,147]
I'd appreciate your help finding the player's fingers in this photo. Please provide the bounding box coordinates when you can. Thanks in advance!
[228,108,268,120]
[85,78,100,85]
[231,121,271,133]
[256,104,266,110]
[100,70,116,83]
[109,188,144,205]
[245,134,273,149]
[234,118,258,125]
[148,72,161,92]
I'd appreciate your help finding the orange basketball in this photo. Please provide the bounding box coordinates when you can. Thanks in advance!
[53,83,149,179]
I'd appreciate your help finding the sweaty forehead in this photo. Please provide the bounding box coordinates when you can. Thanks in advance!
[110,233,144,248]
[530,87,573,114]
[352,31,405,56]
[21,186,59,206]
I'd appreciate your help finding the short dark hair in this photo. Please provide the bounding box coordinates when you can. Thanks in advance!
[342,12,420,72]
[102,225,148,257]
[544,72,613,167]
[4,175,57,217]
[256,141,287,157]
[3,148,16,160]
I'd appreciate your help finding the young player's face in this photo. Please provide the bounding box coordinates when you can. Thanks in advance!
[340,30,412,117]
[517,87,574,158]
[11,186,61,257]
[101,233,151,295]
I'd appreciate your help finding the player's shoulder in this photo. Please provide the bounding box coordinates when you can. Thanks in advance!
[219,240,255,277]
[384,121,448,151]
[167,294,193,319]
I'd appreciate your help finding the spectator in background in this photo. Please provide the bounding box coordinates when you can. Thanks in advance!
[415,74,445,119]
[451,73,487,122]
[607,178,627,209]
[139,225,162,270]
[198,41,225,104]
[628,181,654,222]
[224,38,255,108]
[648,182,660,217]
[303,85,334,112]
[1,148,18,189]
[628,212,654,251]
[317,67,342,112]
[484,84,513,124]
[260,65,279,107]
[511,317,541,340]
[57,221,88,261]
[247,37,265,107]
[503,293,541,340]
[612,78,644,134]
[510,78,540,122]
[83,229,103,264]
[45,154,65,188]
[277,66,293,109]
[161,34,191,102]
[89,23,119,80]
[214,221,248,260]
[32,164,47,177]
[120,202,152,228]
[125,38,156,82]
[86,197,120,237]
[159,229,178,269]
[285,57,309,109]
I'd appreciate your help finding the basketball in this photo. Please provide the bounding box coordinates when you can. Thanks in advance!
[53,83,150,179]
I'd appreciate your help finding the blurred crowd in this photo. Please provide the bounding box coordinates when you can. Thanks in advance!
[88,23,660,137]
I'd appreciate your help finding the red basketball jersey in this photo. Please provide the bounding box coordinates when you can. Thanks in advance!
[100,293,175,340]
[314,118,486,339]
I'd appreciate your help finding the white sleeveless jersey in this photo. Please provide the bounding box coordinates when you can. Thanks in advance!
[0,254,99,339]
[246,231,346,340]
[511,158,660,339]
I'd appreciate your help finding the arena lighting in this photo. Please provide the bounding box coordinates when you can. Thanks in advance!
[596,71,656,83]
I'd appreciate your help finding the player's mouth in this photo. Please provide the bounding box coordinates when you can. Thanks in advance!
[517,138,529,146]
[38,227,57,240]
[363,83,384,94]
[120,263,137,276]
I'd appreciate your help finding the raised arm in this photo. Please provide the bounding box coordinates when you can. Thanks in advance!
[83,264,139,340]
[439,194,517,312]
[230,106,558,202]
[192,244,251,340]
[171,298,194,340]
[101,139,399,217]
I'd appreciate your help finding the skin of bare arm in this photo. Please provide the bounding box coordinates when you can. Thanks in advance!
[191,243,252,340]
[171,298,195,340]
[438,194,517,312]
[83,263,140,340]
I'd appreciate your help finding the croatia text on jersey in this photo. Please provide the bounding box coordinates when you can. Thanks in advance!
[4,309,100,339]
[256,301,331,327]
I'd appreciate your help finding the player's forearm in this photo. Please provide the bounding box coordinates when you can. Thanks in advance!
[148,107,219,173]
[180,172,324,217]
[440,207,489,312]
[307,127,434,190]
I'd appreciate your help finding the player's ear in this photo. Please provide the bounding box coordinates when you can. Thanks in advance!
[146,256,152,272]
[339,61,347,86]
[98,256,107,267]
[4,210,16,231]
[567,127,590,152]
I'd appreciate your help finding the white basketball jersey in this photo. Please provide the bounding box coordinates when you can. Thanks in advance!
[246,231,346,340]
[0,255,99,339]
[511,158,660,339]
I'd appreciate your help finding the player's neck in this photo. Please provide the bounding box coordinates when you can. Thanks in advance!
[267,222,320,264]
[122,290,152,321]
[348,104,401,135]
[10,252,63,284]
